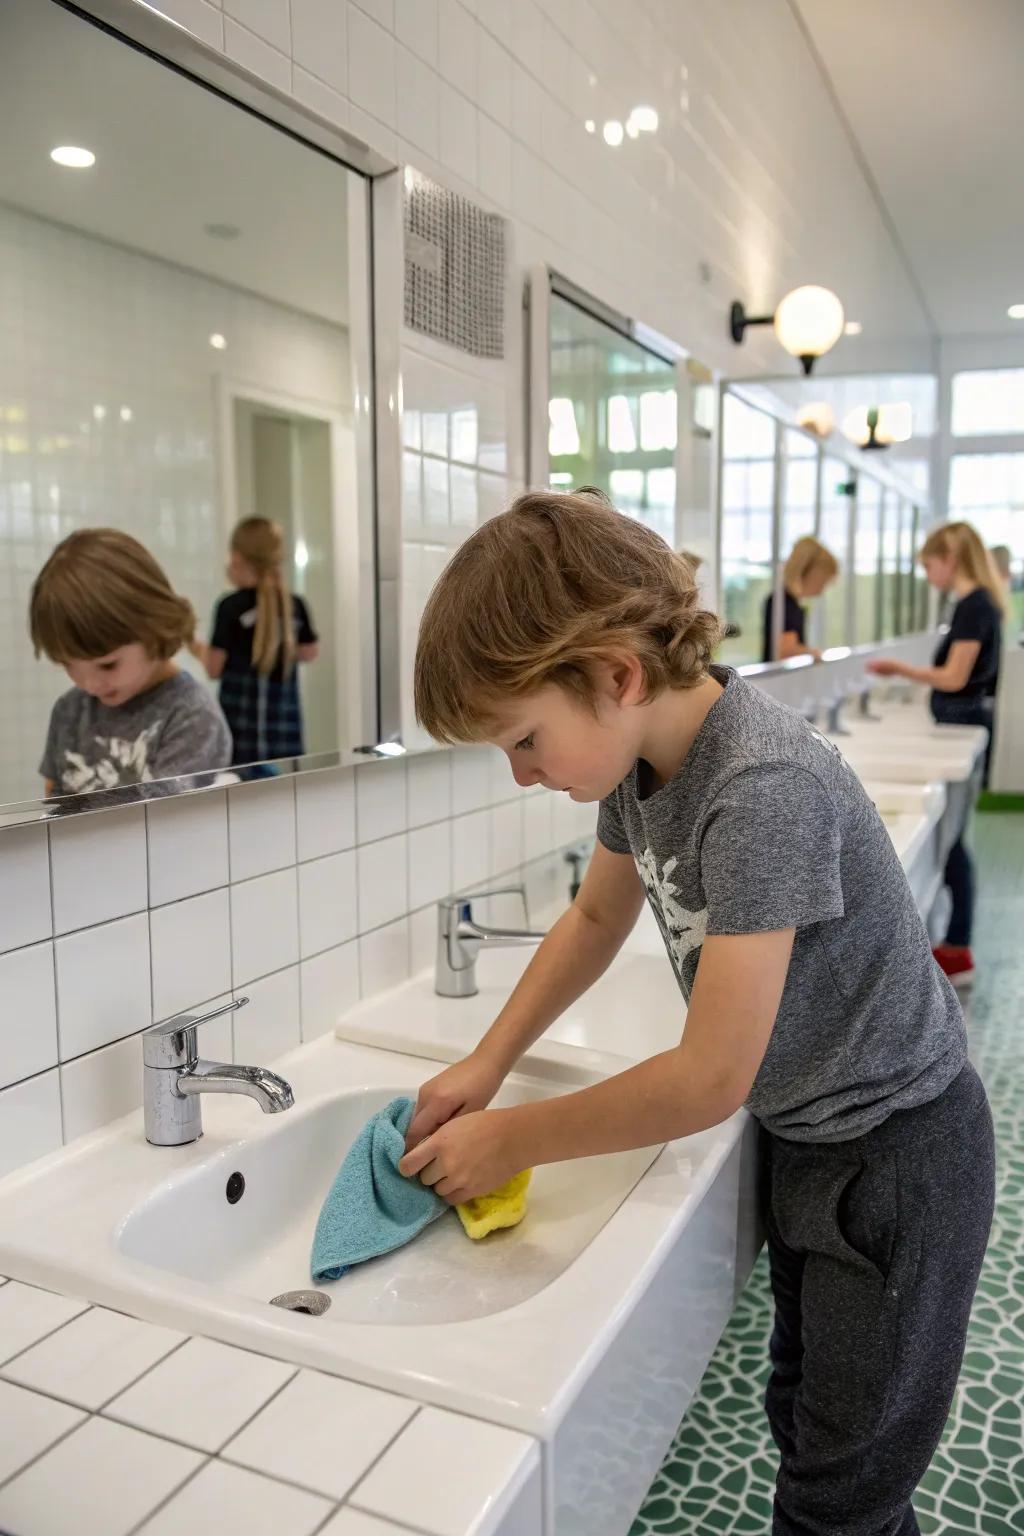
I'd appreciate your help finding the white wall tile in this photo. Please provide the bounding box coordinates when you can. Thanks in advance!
[394,0,437,66]
[347,4,397,126]
[0,1284,89,1367]
[50,807,147,936]
[0,1073,63,1179]
[223,0,290,53]
[356,759,407,843]
[477,27,512,126]
[300,939,360,1040]
[0,1379,85,1489]
[396,44,440,159]
[233,963,301,1062]
[511,61,544,156]
[150,888,232,1023]
[60,1033,144,1143]
[351,0,394,28]
[147,791,228,907]
[292,63,350,127]
[357,832,408,931]
[295,767,356,861]
[228,779,296,882]
[348,102,398,158]
[451,745,492,815]
[2,1307,186,1411]
[55,913,151,1061]
[223,16,292,89]
[409,904,435,975]
[407,751,451,827]
[407,820,452,911]
[439,83,478,186]
[438,0,477,99]
[0,942,57,1088]
[223,1370,416,1501]
[136,1460,331,1536]
[298,850,358,958]
[291,0,348,95]
[478,113,512,208]
[476,0,512,47]
[359,916,409,994]
[524,791,555,862]
[451,808,490,891]
[231,869,300,986]
[490,800,523,877]
[0,824,52,955]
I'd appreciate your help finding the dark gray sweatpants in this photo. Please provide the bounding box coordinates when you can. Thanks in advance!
[761,1062,995,1536]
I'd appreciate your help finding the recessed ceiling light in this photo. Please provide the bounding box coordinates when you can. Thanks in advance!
[603,120,624,147]
[209,333,227,351]
[51,145,95,169]
[630,106,659,133]
[584,119,596,134]
[92,404,106,422]
[625,118,640,139]
[119,406,133,423]
[844,321,863,336]
[1008,304,1024,320]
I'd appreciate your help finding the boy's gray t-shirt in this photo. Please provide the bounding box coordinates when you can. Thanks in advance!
[596,666,967,1143]
[41,672,232,795]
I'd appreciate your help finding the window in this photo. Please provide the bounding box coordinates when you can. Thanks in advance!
[781,428,818,556]
[815,458,851,649]
[879,492,901,640]
[854,476,883,644]
[948,451,1024,631]
[951,369,1024,437]
[719,395,776,665]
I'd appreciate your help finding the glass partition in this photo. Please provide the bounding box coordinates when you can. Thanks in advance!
[854,476,884,644]
[816,457,852,649]
[879,492,901,639]
[719,395,777,664]
[781,428,818,557]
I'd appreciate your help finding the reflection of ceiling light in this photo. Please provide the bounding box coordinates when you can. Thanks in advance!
[92,404,106,422]
[629,106,659,133]
[209,333,227,350]
[1008,304,1024,320]
[51,145,95,169]
[585,119,595,133]
[119,407,132,423]
[294,539,309,571]
[796,401,835,438]
[844,320,863,336]
[203,222,240,240]
[603,120,624,147]
[842,402,913,450]
[625,118,640,139]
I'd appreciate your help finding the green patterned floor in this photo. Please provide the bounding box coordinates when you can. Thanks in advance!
[631,814,1024,1534]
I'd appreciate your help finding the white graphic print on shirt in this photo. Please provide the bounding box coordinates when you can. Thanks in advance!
[635,847,708,976]
[61,725,160,793]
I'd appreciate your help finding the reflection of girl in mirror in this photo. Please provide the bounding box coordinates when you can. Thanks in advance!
[193,517,319,767]
[761,536,839,663]
[30,529,232,796]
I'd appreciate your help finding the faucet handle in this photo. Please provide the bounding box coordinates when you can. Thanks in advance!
[143,997,248,1069]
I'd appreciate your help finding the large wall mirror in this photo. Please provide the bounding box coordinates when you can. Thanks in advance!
[1,0,379,819]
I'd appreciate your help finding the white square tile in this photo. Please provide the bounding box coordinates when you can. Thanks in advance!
[524,792,554,862]
[223,17,291,89]
[348,102,397,157]
[439,0,477,98]
[490,800,523,876]
[136,1458,332,1536]
[0,942,57,1088]
[55,913,151,1061]
[2,1307,186,1411]
[396,44,440,158]
[0,1072,63,1180]
[452,746,492,815]
[296,767,356,861]
[421,406,449,457]
[223,1369,415,1501]
[512,140,544,227]
[394,0,437,65]
[146,0,224,47]
[359,917,409,996]
[477,27,511,125]
[50,807,147,936]
[150,889,232,1023]
[319,1513,416,1536]
[408,820,452,911]
[0,1415,202,1536]
[408,903,435,975]
[233,965,301,1063]
[292,64,350,127]
[439,83,478,185]
[352,0,393,25]
[356,759,407,843]
[477,114,512,207]
[402,449,424,526]
[449,464,478,526]
[60,1033,143,1142]
[147,791,228,906]
[291,0,348,95]
[231,869,299,986]
[0,1284,89,1366]
[348,3,396,126]
[476,0,511,45]
[0,1378,85,1487]
[223,0,289,52]
[478,469,509,522]
[407,751,451,827]
[511,61,544,156]
[0,824,51,954]
[228,779,296,882]
[351,1406,537,1535]
[298,850,358,959]
[357,832,408,932]
[105,1336,295,1453]
[423,456,450,528]
[452,809,491,891]
[300,939,360,1040]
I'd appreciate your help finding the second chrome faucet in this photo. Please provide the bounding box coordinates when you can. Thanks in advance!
[435,885,546,998]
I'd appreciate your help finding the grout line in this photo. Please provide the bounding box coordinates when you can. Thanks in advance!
[0,1299,94,1377]
[0,1405,91,1495]
[44,825,66,1146]
[95,1334,194,1415]
[338,1403,423,1507]
[121,1455,213,1536]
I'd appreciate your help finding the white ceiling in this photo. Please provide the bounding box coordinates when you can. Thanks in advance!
[1,0,353,326]
[793,0,1024,340]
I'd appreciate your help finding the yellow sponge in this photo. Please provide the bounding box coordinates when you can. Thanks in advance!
[456,1169,532,1240]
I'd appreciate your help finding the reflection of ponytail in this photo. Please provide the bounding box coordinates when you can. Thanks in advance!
[231,517,297,676]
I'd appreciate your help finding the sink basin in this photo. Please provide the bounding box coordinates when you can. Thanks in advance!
[117,1077,660,1327]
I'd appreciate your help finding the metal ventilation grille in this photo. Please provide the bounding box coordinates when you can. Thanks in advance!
[403,173,506,359]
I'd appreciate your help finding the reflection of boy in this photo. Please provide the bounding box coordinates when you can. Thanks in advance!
[31,528,231,796]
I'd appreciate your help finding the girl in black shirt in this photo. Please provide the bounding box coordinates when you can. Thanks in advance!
[761,536,839,663]
[867,521,1005,986]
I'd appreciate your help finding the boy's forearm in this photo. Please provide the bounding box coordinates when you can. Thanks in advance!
[474,902,626,1077]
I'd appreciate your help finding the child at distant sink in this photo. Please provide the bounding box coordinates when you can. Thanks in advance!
[400,488,994,1536]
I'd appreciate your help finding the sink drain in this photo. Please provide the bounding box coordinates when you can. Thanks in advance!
[269,1289,331,1316]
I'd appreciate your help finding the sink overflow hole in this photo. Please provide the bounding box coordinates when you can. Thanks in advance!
[269,1290,332,1316]
[226,1172,245,1204]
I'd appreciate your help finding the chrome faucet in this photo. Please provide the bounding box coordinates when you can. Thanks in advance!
[435,885,546,998]
[142,997,294,1146]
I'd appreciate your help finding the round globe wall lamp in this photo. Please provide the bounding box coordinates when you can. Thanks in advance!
[729,284,845,375]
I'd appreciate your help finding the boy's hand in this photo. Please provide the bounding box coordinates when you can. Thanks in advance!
[398,1107,523,1205]
[403,1052,505,1152]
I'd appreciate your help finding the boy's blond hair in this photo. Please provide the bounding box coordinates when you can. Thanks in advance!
[783,535,839,593]
[415,489,723,744]
[30,528,195,663]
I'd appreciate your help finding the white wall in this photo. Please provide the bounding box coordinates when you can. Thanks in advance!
[0,201,352,803]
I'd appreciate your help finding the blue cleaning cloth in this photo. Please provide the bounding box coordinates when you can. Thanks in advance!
[311,1096,446,1283]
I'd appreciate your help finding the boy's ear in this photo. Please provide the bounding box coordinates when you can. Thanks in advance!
[602,653,646,707]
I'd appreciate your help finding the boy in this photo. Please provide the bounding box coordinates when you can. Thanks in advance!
[30,528,231,794]
[400,490,994,1535]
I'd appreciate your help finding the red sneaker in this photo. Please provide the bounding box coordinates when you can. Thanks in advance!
[933,944,975,989]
